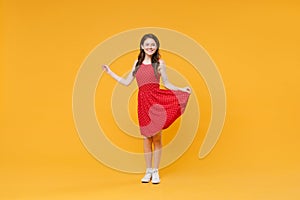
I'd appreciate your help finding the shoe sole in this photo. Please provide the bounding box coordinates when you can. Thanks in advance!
[152,181,160,184]
[141,180,150,183]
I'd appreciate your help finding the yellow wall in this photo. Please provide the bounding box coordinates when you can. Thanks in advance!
[1,0,300,199]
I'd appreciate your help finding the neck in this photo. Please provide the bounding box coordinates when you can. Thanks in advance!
[143,54,152,64]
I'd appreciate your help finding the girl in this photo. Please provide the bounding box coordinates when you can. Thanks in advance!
[102,33,191,184]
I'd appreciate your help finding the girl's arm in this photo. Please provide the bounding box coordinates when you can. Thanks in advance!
[159,60,191,93]
[102,60,137,86]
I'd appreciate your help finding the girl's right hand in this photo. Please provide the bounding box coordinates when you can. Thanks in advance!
[102,65,111,74]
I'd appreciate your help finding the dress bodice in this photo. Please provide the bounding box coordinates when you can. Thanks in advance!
[135,63,160,88]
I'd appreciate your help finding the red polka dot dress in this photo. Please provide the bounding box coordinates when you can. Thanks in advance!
[135,63,190,137]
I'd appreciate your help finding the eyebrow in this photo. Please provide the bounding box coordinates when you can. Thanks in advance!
[145,42,156,45]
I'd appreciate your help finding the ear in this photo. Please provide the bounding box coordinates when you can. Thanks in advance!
[141,45,144,49]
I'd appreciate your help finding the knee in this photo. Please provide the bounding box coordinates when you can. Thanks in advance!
[144,137,152,145]
[152,136,162,146]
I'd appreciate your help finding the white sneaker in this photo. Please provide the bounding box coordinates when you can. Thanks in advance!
[151,169,160,184]
[141,168,152,183]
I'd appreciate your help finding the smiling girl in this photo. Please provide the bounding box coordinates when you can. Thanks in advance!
[102,33,190,184]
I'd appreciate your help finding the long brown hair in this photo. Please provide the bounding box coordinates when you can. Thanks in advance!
[132,33,161,79]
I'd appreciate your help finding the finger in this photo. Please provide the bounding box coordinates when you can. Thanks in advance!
[186,88,191,93]
[102,65,108,70]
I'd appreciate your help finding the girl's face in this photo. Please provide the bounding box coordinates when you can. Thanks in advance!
[141,38,158,56]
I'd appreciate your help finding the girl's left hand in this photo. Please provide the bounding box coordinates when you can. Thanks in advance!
[181,86,192,94]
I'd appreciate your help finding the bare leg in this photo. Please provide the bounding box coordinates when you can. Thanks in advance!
[152,132,162,169]
[143,137,153,168]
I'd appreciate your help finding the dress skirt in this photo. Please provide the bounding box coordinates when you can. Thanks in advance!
[135,63,190,137]
[137,83,189,137]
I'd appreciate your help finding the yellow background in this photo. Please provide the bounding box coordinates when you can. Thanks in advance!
[1,0,300,199]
